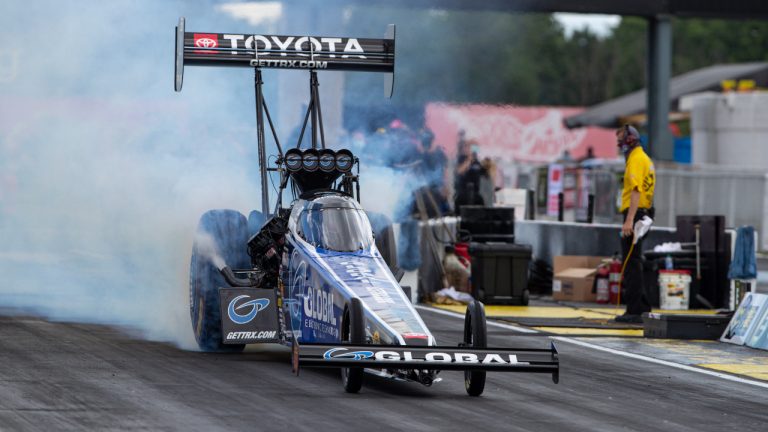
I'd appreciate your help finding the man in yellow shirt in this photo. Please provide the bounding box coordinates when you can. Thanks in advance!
[616,125,655,323]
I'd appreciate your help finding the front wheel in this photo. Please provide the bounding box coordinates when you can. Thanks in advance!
[341,297,365,393]
[464,300,487,396]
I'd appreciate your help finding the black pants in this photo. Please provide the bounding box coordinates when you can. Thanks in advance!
[621,210,652,315]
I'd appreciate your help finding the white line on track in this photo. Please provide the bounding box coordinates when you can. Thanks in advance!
[415,304,768,390]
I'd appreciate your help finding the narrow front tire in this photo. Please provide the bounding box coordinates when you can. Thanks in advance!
[341,297,365,393]
[464,300,487,396]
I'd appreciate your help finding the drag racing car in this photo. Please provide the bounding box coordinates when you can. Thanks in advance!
[175,18,559,395]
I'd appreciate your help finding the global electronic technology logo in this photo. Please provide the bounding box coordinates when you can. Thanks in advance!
[323,348,374,360]
[228,295,270,325]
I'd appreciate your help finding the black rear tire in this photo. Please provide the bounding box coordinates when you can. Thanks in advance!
[247,210,265,237]
[189,210,250,352]
[464,300,487,396]
[341,297,365,393]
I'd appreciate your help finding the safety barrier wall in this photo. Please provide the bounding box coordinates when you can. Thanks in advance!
[515,220,676,266]
[524,164,768,251]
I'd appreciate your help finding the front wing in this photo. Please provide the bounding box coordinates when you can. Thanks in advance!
[293,342,560,383]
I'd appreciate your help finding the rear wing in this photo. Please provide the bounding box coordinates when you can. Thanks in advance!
[174,17,396,96]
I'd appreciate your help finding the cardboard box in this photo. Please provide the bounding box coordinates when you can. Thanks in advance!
[552,255,608,302]
[553,255,606,274]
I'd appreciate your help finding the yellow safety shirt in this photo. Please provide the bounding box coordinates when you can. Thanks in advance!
[620,146,655,212]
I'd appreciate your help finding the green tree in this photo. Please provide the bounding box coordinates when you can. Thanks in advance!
[343,8,768,112]
[343,8,571,108]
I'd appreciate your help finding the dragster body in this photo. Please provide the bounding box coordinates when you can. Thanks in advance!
[177,17,559,394]
[282,194,433,347]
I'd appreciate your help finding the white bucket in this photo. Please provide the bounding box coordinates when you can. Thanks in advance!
[659,270,691,310]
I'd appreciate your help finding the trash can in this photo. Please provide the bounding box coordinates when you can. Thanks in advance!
[469,242,532,305]
[659,270,691,310]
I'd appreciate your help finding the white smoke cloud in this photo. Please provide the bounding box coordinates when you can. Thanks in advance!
[0,0,448,350]
[0,1,262,349]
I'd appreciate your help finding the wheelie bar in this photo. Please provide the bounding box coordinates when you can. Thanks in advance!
[294,342,560,383]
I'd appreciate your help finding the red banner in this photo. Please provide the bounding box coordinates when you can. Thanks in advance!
[425,103,617,163]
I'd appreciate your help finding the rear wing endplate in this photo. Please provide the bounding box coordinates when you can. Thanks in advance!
[174,17,396,97]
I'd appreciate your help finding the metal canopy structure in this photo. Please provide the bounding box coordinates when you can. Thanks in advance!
[564,62,768,129]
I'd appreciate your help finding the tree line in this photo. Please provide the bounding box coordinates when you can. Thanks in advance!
[344,8,768,109]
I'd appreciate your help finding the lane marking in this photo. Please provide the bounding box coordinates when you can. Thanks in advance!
[697,363,768,381]
[533,327,643,337]
[416,305,768,389]
[429,303,612,319]
[414,304,537,333]
[433,303,718,319]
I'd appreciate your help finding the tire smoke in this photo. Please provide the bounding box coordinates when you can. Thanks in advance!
[0,1,447,350]
[193,232,227,271]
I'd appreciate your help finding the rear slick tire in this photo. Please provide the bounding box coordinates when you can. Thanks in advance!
[464,300,487,396]
[341,297,365,393]
[189,209,249,353]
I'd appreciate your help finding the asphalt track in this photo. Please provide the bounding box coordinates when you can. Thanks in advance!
[1,308,766,432]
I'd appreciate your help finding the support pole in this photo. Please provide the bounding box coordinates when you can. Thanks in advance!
[310,71,318,149]
[526,189,535,220]
[646,15,674,161]
[312,73,327,150]
[254,68,270,216]
[296,100,313,149]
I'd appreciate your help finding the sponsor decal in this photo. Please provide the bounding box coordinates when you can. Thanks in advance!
[225,330,277,341]
[227,295,270,325]
[221,35,367,59]
[287,257,305,325]
[338,260,377,284]
[249,59,328,69]
[291,250,338,338]
[304,285,337,326]
[337,260,394,304]
[323,347,374,360]
[321,349,521,365]
[193,33,218,54]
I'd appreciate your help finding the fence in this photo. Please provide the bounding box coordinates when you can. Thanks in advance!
[521,162,768,250]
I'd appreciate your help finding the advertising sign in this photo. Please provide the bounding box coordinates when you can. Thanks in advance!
[425,104,617,163]
[721,292,768,345]
[547,164,564,217]
[745,299,768,350]
[219,288,280,344]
